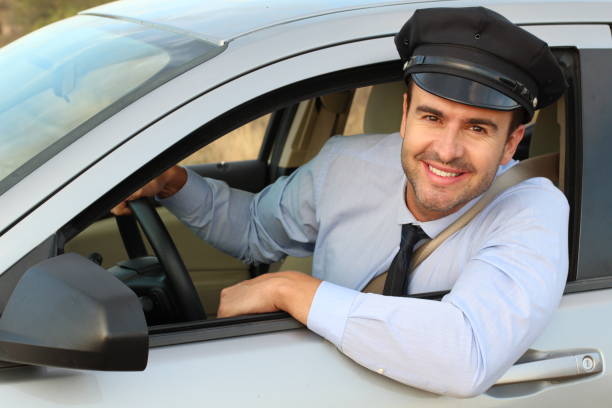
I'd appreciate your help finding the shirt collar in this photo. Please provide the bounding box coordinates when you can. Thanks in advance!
[396,159,518,239]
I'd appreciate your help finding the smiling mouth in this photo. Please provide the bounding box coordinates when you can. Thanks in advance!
[427,163,464,178]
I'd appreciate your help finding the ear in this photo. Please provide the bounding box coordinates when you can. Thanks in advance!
[400,92,409,139]
[500,124,525,165]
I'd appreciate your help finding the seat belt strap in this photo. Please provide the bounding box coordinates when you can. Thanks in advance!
[362,152,559,294]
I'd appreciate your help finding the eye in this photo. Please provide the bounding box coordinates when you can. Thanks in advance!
[469,125,486,134]
[423,115,439,122]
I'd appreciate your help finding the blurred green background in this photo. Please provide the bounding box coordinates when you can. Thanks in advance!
[0,0,112,46]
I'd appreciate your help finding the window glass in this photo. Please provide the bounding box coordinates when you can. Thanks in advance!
[0,14,222,193]
[179,114,271,165]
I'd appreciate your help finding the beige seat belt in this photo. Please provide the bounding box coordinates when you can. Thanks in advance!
[363,152,559,294]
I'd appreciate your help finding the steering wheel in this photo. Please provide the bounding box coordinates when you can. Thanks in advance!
[127,198,207,321]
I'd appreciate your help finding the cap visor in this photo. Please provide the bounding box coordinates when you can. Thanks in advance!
[411,72,521,111]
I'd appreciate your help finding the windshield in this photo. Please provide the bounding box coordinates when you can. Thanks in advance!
[0,15,222,193]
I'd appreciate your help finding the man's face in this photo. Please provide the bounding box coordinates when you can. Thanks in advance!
[400,83,525,221]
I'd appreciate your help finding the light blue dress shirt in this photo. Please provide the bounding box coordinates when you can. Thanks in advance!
[161,132,569,397]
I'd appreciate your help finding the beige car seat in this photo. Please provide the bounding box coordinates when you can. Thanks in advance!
[363,81,405,134]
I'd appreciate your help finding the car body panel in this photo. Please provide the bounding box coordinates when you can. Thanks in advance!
[82,0,612,43]
[1,290,610,407]
[82,0,457,44]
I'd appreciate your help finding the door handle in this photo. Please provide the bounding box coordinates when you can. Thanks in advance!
[496,348,603,385]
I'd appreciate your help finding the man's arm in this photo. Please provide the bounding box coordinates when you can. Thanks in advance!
[219,183,569,397]
[158,162,320,265]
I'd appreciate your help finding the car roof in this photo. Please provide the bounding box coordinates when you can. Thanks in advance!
[81,0,612,47]
[81,0,457,46]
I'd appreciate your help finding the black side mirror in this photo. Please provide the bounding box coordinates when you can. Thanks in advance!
[0,253,148,371]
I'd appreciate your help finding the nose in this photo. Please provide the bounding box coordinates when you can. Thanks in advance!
[432,124,464,164]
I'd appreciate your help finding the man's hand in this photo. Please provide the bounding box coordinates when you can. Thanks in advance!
[217,271,322,325]
[111,166,188,216]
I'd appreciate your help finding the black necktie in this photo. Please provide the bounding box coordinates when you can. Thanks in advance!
[383,224,428,297]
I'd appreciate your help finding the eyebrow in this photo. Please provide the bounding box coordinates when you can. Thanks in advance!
[415,105,444,118]
[467,118,498,132]
[415,105,499,131]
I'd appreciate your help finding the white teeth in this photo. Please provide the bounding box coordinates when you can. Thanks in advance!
[429,164,459,177]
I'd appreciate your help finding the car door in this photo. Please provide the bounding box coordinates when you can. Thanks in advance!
[2,19,612,408]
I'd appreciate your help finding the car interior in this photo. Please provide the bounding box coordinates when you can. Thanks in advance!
[63,62,572,325]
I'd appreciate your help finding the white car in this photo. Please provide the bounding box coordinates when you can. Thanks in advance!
[1,0,611,406]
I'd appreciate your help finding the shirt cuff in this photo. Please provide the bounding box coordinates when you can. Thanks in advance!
[307,281,359,349]
[157,167,211,216]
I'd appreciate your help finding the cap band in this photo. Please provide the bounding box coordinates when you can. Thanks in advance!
[404,55,537,110]
[411,72,521,111]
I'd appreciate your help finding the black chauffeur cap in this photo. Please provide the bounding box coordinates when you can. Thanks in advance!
[395,7,568,121]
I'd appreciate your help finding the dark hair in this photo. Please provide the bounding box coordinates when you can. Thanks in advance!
[508,108,526,135]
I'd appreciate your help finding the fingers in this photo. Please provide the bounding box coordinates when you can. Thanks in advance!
[110,178,162,216]
[217,277,281,318]
[110,166,187,216]
[110,189,146,216]
[217,272,321,324]
[111,201,132,216]
[217,283,246,318]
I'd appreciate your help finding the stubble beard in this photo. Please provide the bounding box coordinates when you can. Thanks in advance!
[402,150,500,216]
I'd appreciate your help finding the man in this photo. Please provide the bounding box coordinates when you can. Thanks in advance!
[114,7,569,397]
